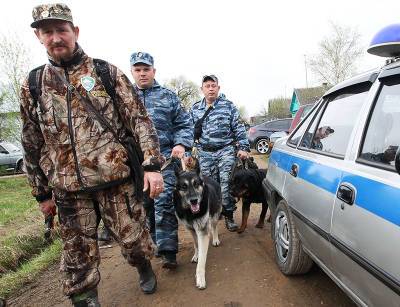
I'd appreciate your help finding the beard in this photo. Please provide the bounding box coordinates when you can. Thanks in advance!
[48,43,76,63]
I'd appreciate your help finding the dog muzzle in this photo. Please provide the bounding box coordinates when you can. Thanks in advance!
[190,199,200,213]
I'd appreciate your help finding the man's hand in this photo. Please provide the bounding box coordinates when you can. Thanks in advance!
[171,145,185,158]
[143,171,164,199]
[39,199,56,217]
[237,150,250,160]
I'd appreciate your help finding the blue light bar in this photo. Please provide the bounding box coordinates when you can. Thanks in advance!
[367,24,400,57]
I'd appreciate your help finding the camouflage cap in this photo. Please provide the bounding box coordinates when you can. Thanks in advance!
[130,52,154,66]
[31,3,73,28]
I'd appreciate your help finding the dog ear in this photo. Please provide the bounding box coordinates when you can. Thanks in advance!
[196,163,201,176]
[173,162,182,178]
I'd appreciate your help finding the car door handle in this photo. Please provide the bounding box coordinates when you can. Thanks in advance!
[289,163,298,177]
[337,184,355,205]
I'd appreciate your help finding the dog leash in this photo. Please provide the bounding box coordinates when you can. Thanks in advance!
[161,158,173,171]
[161,157,187,172]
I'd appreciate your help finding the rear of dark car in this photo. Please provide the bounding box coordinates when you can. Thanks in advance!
[248,118,293,154]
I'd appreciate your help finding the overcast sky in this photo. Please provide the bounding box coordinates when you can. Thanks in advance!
[1,0,398,116]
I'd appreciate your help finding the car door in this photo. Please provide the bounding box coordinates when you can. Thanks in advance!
[0,144,11,170]
[284,83,371,271]
[330,72,400,306]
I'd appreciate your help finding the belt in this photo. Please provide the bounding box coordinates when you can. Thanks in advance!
[200,143,231,152]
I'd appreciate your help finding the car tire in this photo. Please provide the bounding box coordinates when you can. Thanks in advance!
[16,160,24,173]
[255,138,269,154]
[272,199,313,275]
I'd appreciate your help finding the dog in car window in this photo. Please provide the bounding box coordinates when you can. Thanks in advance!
[230,157,268,233]
[173,163,222,289]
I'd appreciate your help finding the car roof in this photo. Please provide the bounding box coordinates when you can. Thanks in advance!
[254,118,292,127]
[323,68,380,98]
[323,60,400,98]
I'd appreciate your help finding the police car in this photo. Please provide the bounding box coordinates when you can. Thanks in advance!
[263,24,400,306]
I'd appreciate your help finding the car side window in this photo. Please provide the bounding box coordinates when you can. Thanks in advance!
[288,105,319,146]
[0,145,6,152]
[275,121,287,129]
[300,87,369,157]
[269,121,281,129]
[283,119,292,129]
[301,105,313,119]
[359,76,400,169]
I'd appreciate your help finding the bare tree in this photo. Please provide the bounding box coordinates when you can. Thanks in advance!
[164,76,201,110]
[237,105,248,121]
[308,22,364,86]
[268,97,291,119]
[0,32,31,142]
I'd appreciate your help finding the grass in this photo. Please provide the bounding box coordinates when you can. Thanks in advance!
[0,176,62,299]
[0,239,62,298]
[0,231,54,275]
[0,176,38,226]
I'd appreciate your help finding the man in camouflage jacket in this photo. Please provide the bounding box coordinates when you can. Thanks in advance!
[20,3,164,306]
[190,75,250,232]
[130,52,193,269]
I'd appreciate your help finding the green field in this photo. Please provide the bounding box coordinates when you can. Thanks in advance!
[0,176,61,299]
[0,176,38,226]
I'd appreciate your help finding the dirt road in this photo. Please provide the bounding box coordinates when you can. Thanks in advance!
[7,155,354,307]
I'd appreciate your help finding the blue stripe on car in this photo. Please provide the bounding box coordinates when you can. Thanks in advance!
[270,150,400,227]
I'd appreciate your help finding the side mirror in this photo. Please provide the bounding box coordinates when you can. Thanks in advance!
[0,150,9,154]
[395,147,400,175]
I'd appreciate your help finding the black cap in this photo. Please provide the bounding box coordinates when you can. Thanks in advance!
[202,74,218,83]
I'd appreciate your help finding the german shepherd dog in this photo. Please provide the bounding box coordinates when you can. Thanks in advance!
[230,158,268,233]
[174,166,222,289]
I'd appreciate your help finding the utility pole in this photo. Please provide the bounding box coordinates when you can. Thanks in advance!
[304,54,309,88]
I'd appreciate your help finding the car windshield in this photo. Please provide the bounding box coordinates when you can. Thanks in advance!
[2,143,20,152]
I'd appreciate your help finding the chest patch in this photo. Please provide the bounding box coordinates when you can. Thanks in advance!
[91,90,108,97]
[81,76,96,92]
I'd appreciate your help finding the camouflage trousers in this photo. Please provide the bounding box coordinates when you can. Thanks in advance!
[143,162,178,254]
[54,182,155,297]
[198,145,236,213]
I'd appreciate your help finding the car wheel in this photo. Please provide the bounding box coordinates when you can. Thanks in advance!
[16,160,24,173]
[256,139,269,154]
[272,199,313,275]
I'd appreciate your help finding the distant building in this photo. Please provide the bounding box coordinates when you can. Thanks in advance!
[289,84,329,117]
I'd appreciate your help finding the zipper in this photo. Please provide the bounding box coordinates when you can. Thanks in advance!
[64,67,84,188]
[141,88,146,107]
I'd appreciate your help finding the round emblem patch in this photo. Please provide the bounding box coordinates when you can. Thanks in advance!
[41,10,50,18]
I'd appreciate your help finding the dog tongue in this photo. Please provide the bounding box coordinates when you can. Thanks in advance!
[190,202,200,213]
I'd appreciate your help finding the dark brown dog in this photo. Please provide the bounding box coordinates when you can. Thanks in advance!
[230,168,268,233]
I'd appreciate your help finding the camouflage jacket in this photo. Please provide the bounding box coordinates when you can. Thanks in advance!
[190,96,250,151]
[20,45,163,202]
[134,81,193,157]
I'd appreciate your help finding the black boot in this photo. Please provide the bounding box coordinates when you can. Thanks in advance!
[137,260,157,294]
[224,212,238,232]
[161,251,177,269]
[98,226,113,244]
[70,289,100,307]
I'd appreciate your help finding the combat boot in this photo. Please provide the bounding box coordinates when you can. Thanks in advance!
[98,226,113,245]
[70,289,100,307]
[161,251,177,269]
[137,259,157,294]
[224,212,238,232]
